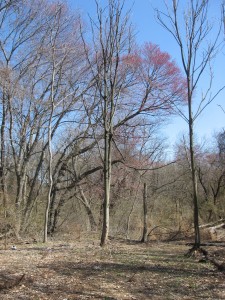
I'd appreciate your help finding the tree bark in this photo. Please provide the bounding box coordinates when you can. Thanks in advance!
[100,130,112,246]
[43,46,55,242]
[188,83,200,248]
[1,91,8,249]
[78,186,97,231]
[141,182,148,243]
[43,106,53,243]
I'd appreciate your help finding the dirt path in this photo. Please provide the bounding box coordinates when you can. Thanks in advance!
[0,238,224,299]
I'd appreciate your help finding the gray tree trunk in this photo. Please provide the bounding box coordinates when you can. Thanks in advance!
[141,182,148,243]
[188,114,200,247]
[100,130,112,246]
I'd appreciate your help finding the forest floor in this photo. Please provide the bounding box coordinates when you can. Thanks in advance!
[0,235,225,299]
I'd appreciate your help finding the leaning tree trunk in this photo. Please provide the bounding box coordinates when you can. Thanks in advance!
[77,185,97,231]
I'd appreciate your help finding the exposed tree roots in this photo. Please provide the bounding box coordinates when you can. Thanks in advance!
[185,246,225,273]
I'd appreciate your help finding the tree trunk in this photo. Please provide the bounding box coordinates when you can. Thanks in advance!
[100,130,112,246]
[14,167,28,234]
[43,121,53,243]
[21,151,45,231]
[47,188,57,235]
[0,92,8,249]
[189,106,200,248]
[78,186,97,231]
[141,182,148,243]
[43,64,55,242]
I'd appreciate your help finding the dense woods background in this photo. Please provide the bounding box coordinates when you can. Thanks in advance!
[0,0,224,246]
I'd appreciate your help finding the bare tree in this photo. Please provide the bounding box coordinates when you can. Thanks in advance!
[81,0,186,246]
[0,0,93,238]
[81,0,136,246]
[0,0,44,236]
[196,134,225,222]
[39,3,91,242]
[157,0,223,249]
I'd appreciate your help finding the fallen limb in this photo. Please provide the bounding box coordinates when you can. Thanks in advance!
[199,219,225,229]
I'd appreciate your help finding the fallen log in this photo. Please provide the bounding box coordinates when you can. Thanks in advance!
[199,219,225,229]
[186,242,225,247]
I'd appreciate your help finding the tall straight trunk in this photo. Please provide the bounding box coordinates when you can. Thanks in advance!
[1,93,8,249]
[189,115,200,248]
[100,130,112,246]
[1,94,7,207]
[43,112,53,243]
[188,76,200,247]
[141,182,148,243]
[14,170,28,235]
[43,62,55,243]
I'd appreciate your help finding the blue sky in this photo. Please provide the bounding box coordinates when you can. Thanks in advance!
[70,0,225,153]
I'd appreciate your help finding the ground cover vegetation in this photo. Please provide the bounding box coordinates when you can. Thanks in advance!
[0,0,225,297]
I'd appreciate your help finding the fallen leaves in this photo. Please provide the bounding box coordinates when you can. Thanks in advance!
[0,240,224,299]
